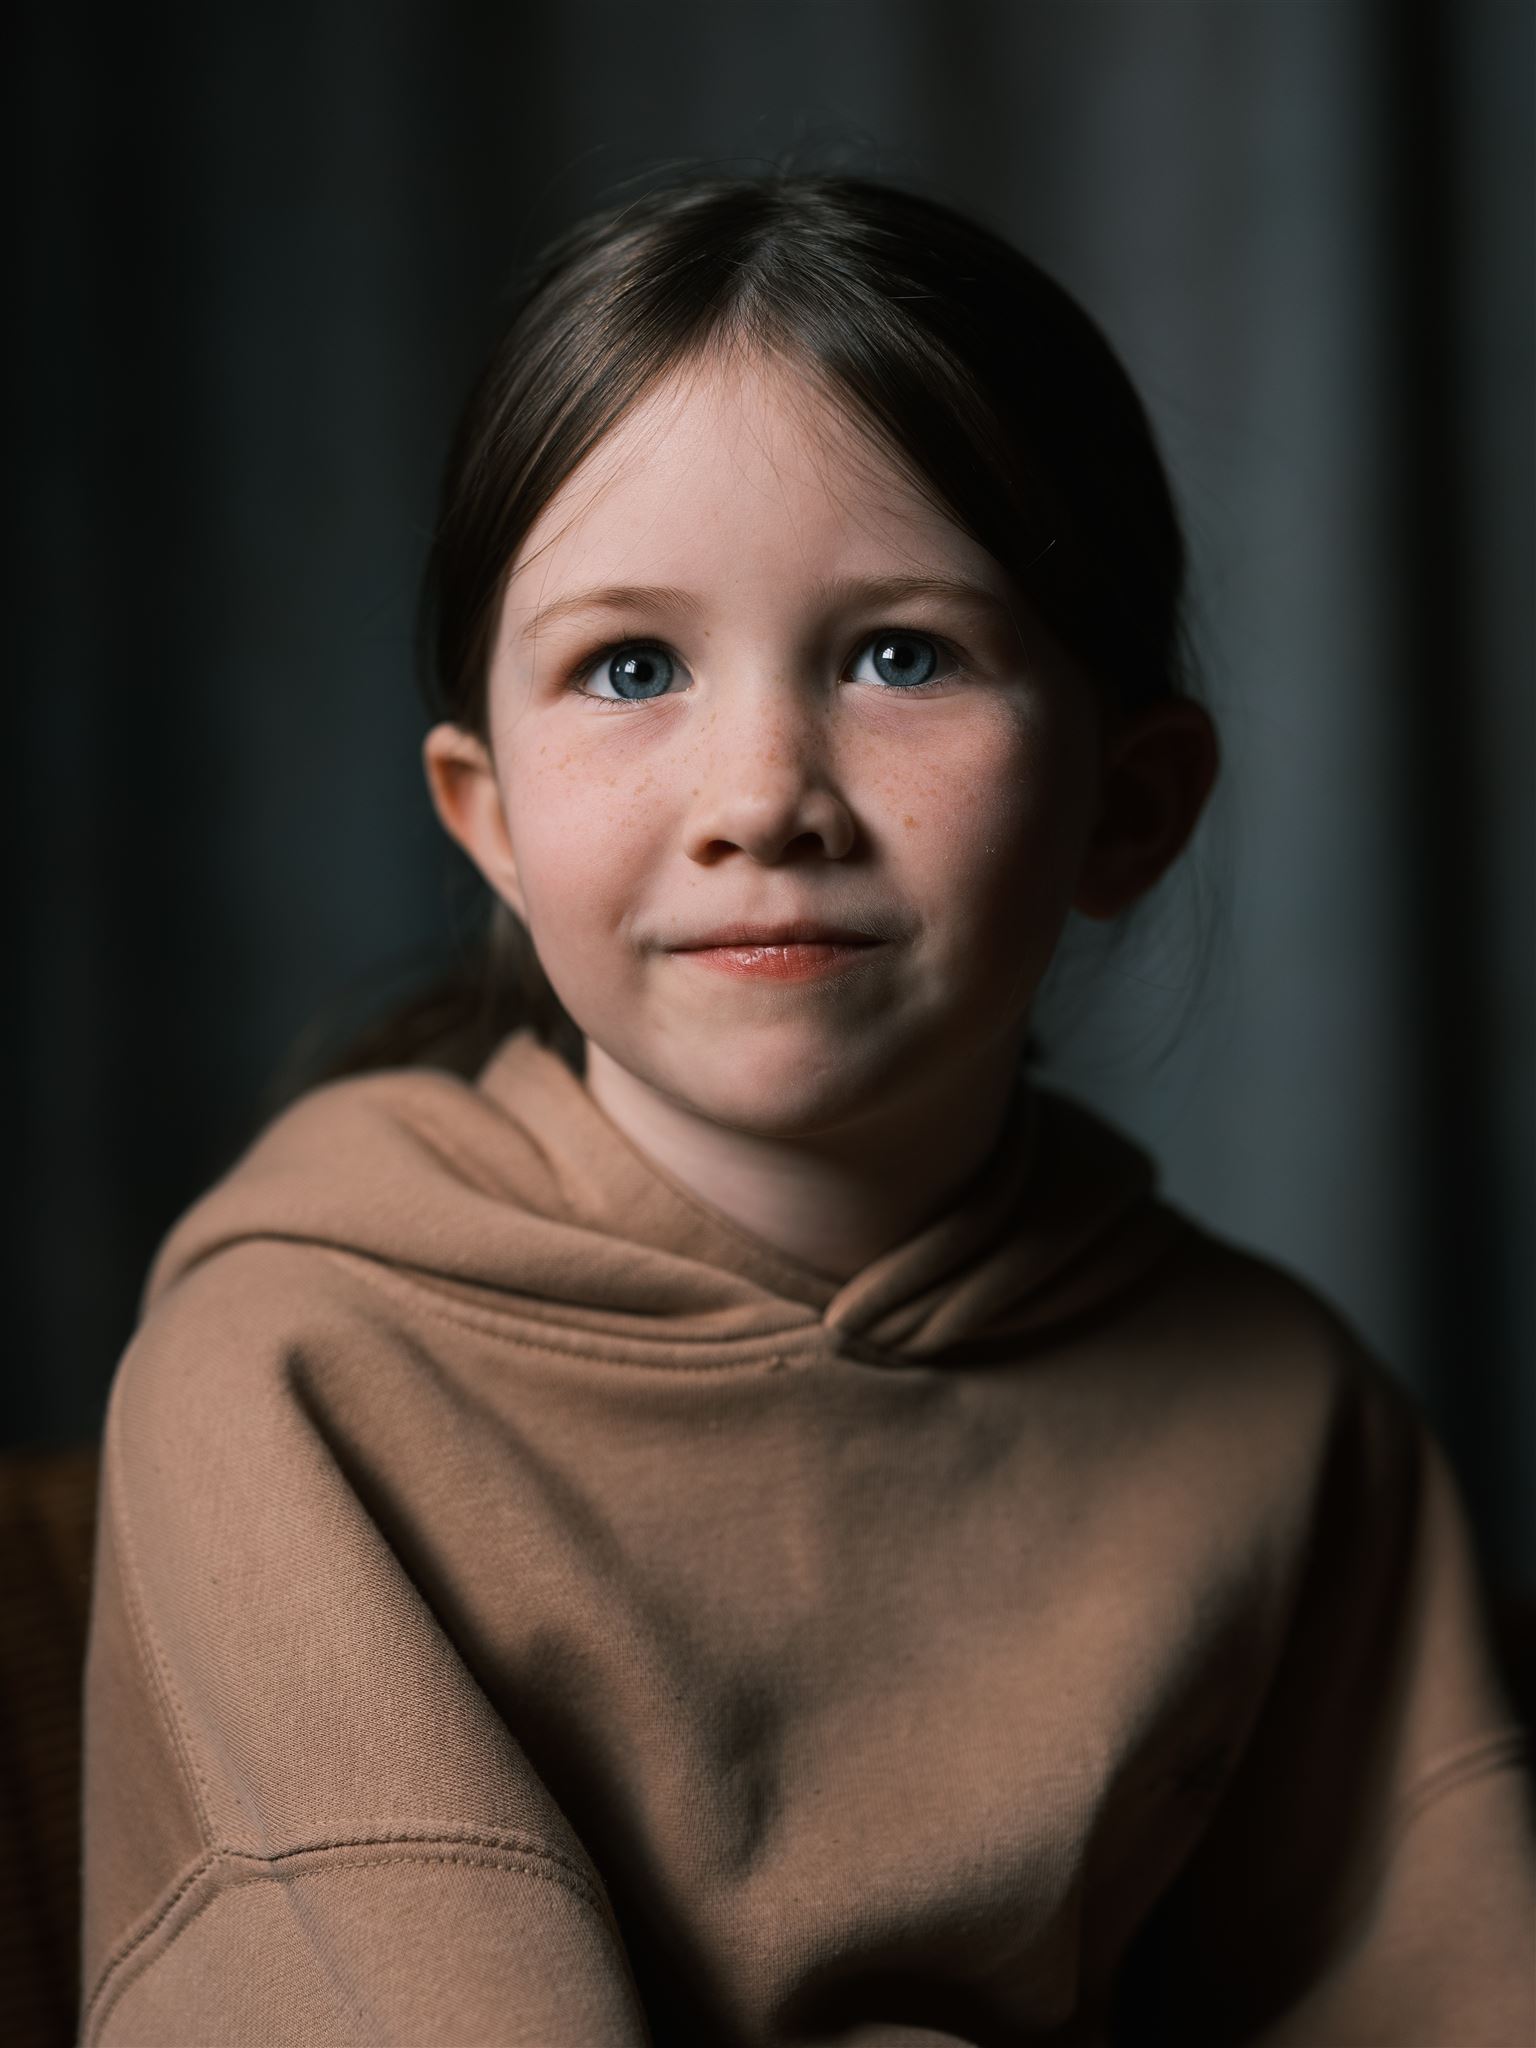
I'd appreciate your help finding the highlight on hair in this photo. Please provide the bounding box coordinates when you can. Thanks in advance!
[261,162,1207,1117]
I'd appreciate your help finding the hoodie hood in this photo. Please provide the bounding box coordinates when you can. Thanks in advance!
[142,1028,1191,1363]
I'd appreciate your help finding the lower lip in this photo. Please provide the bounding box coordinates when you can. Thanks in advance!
[674,942,882,982]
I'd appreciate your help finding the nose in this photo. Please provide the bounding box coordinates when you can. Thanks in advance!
[680,681,856,866]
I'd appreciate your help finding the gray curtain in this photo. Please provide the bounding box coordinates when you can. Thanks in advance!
[12,0,1533,1596]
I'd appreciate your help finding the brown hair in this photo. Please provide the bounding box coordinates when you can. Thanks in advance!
[262,165,1203,1116]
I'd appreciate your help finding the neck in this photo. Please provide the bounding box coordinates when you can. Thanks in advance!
[580,1038,1029,1282]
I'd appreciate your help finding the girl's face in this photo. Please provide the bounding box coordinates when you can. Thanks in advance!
[461,350,1109,1142]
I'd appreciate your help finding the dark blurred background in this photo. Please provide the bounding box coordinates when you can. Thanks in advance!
[8,0,1533,1597]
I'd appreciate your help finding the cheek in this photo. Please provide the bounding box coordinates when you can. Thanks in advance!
[502,762,591,915]
[909,708,1095,914]
[503,755,658,930]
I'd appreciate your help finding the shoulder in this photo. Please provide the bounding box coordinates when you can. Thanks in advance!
[103,1235,404,1521]
[1152,1208,1381,1367]
[1120,1204,1430,1514]
[1031,1078,1407,1452]
[1143,1204,1399,1391]
[138,1063,499,1309]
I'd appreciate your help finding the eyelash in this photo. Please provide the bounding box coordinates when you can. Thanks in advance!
[564,628,968,711]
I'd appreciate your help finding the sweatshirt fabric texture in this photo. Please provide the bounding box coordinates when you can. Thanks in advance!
[79,1028,1535,2046]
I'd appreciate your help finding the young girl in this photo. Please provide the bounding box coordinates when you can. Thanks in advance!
[80,172,1533,2046]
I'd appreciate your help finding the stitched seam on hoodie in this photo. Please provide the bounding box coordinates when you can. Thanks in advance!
[103,1406,220,1846]
[81,1833,610,2043]
[1382,1724,1531,1852]
[314,1241,828,1368]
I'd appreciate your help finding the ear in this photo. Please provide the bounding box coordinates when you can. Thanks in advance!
[421,722,528,923]
[1072,697,1220,920]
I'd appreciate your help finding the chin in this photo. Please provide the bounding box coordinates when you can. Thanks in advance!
[641,1033,900,1141]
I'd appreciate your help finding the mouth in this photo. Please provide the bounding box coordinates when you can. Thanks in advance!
[673,939,884,984]
[671,924,880,949]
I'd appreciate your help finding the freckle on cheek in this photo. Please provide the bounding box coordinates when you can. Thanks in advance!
[903,814,919,830]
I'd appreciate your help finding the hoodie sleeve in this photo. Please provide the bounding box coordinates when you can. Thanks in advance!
[1111,1361,1536,2047]
[78,1247,653,2048]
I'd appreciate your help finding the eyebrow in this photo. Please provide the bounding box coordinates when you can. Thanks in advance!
[508,574,1015,642]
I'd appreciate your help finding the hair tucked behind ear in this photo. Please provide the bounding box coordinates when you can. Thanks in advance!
[262,159,1204,1117]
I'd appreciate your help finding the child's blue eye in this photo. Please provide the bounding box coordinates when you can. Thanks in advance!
[574,629,961,706]
[847,632,949,691]
[589,645,676,702]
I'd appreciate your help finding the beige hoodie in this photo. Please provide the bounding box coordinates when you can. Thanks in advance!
[79,1029,1535,2046]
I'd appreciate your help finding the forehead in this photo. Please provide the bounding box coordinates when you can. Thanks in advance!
[502,350,1000,606]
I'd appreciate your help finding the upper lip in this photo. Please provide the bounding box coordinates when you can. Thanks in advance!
[671,921,881,949]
